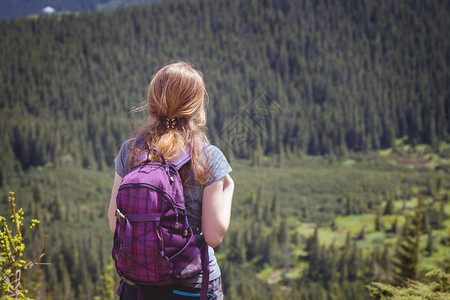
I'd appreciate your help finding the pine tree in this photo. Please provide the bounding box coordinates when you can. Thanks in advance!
[271,194,280,226]
[339,232,352,283]
[393,194,423,284]
[425,230,435,257]
[323,242,338,288]
[58,254,74,299]
[381,244,393,280]
[356,225,366,240]
[278,219,290,268]
[383,197,395,215]
[437,201,446,229]
[375,208,383,231]
[306,226,321,281]
[345,196,355,215]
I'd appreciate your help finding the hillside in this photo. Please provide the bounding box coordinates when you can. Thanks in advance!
[2,144,448,299]
[0,0,449,187]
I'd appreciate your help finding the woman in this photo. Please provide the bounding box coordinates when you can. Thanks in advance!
[108,61,234,300]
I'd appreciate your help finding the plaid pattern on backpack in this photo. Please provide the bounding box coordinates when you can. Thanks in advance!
[112,147,209,299]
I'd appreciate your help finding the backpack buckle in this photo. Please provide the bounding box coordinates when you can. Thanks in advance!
[116,209,126,225]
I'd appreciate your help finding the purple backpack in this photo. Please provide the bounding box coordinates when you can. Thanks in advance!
[112,147,209,299]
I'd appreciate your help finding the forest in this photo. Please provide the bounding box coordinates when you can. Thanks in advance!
[0,0,449,299]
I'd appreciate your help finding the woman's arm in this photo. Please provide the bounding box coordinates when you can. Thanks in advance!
[202,173,234,247]
[108,172,123,233]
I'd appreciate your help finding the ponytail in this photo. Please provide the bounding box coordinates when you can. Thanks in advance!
[128,62,210,185]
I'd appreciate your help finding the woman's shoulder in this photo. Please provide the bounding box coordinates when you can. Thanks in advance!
[119,137,146,153]
[115,138,138,177]
[202,144,232,186]
[120,137,138,148]
[202,144,225,158]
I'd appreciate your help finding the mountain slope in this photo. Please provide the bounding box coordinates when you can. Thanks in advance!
[0,0,448,185]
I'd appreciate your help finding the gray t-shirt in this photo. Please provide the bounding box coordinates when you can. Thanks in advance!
[114,138,232,285]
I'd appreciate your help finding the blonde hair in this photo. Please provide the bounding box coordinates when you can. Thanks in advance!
[129,61,210,184]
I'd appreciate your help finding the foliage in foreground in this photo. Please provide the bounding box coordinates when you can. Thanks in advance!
[0,192,47,299]
[367,269,450,300]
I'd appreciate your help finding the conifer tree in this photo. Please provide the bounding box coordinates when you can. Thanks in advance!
[58,254,74,299]
[356,225,366,240]
[271,194,280,226]
[323,242,338,288]
[375,208,383,232]
[348,242,361,281]
[393,194,423,284]
[339,232,352,282]
[383,198,395,215]
[278,219,290,268]
[425,230,435,257]
[381,244,393,280]
[345,196,355,215]
[437,201,446,229]
[306,226,321,281]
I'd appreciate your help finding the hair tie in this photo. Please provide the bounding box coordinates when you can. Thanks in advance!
[165,117,177,129]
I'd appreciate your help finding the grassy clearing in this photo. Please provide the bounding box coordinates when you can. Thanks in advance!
[303,201,449,271]
[229,156,426,224]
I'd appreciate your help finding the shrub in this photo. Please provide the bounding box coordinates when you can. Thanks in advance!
[0,192,47,299]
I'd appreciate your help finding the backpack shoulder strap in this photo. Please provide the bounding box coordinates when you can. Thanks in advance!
[169,143,211,171]
[169,149,191,171]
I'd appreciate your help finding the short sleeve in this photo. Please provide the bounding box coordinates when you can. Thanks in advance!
[114,138,135,177]
[203,145,232,187]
